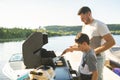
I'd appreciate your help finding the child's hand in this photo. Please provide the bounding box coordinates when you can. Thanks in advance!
[61,48,73,56]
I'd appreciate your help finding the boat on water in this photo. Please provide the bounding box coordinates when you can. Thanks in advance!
[2,53,29,80]
[104,46,120,76]
[3,32,79,80]
[2,32,120,80]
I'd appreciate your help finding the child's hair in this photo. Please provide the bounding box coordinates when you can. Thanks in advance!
[75,32,90,45]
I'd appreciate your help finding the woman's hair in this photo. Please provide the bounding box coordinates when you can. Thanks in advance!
[75,32,90,45]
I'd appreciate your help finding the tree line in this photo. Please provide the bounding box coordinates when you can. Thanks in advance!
[0,27,33,42]
[0,24,120,42]
[45,24,120,35]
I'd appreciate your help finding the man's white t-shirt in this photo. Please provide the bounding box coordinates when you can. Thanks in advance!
[82,19,110,49]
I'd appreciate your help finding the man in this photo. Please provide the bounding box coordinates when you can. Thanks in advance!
[77,6,115,80]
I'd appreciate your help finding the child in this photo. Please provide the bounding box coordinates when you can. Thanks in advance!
[61,32,98,80]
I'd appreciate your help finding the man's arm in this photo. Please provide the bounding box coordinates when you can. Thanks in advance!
[94,33,115,54]
[92,70,98,80]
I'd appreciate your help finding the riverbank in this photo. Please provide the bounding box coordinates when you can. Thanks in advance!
[1,24,120,42]
[0,38,25,43]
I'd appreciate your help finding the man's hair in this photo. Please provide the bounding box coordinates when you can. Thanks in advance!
[75,32,90,45]
[77,6,91,15]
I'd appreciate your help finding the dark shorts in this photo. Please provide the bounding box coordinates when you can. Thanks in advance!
[80,73,92,80]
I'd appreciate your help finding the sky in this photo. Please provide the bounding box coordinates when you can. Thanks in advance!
[0,0,120,29]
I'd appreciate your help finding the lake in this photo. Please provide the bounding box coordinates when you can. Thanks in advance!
[0,35,120,79]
